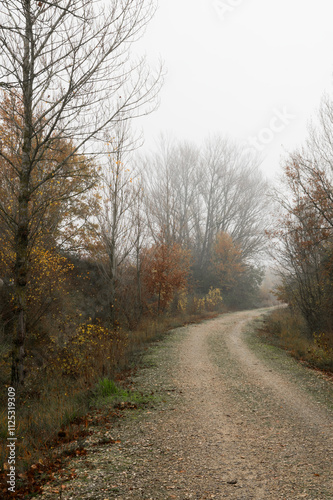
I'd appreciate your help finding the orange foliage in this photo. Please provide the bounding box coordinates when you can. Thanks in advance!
[210,232,244,291]
[141,241,190,313]
[269,156,333,333]
[0,91,96,253]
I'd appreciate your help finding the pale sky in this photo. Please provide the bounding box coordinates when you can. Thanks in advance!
[135,0,333,179]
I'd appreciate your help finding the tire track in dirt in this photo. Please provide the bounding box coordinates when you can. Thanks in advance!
[223,311,332,436]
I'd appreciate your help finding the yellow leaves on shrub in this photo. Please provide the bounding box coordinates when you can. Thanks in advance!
[177,291,188,312]
[193,288,223,313]
[205,287,223,311]
[54,323,128,380]
[27,245,74,307]
[193,296,206,313]
[313,332,333,356]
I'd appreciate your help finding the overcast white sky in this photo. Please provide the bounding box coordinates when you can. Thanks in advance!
[135,0,333,179]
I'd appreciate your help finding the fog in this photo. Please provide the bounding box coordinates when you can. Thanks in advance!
[135,0,333,178]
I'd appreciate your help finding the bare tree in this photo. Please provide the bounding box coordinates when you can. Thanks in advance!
[92,124,143,326]
[128,181,147,323]
[0,0,161,385]
[270,92,333,333]
[142,136,200,246]
[195,137,268,269]
[142,135,269,272]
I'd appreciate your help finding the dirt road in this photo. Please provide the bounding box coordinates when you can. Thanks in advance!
[40,309,333,499]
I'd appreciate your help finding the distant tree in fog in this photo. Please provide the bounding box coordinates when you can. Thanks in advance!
[140,135,269,290]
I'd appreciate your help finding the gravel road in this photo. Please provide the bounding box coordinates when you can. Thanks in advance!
[39,309,333,499]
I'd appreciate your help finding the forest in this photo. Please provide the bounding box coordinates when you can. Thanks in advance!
[0,0,332,489]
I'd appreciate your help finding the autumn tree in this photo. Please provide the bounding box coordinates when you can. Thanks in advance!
[0,92,96,249]
[271,92,333,335]
[0,93,96,384]
[141,238,190,314]
[0,0,161,385]
[210,232,244,292]
[271,163,333,333]
[208,231,264,308]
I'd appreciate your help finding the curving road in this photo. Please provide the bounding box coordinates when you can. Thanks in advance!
[38,309,333,499]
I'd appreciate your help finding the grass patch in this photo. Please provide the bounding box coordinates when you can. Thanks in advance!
[244,312,333,413]
[91,377,159,408]
[94,378,128,399]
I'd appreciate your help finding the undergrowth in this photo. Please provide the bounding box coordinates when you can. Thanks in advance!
[260,307,333,373]
[0,307,219,483]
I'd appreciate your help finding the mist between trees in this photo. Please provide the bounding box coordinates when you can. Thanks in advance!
[91,130,271,327]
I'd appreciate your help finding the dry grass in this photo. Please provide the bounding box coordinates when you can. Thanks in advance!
[262,307,333,373]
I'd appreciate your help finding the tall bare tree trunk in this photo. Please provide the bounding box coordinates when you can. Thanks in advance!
[11,1,33,386]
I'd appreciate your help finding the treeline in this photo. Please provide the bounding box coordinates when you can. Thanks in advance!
[0,121,270,386]
[268,93,333,368]
[141,136,268,297]
[91,131,270,322]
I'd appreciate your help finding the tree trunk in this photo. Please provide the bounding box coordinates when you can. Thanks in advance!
[136,248,143,320]
[108,250,116,327]
[11,229,28,386]
[11,168,31,387]
[11,1,33,386]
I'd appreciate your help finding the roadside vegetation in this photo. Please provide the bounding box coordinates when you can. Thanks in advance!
[0,293,223,480]
[267,92,333,376]
[259,308,333,374]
